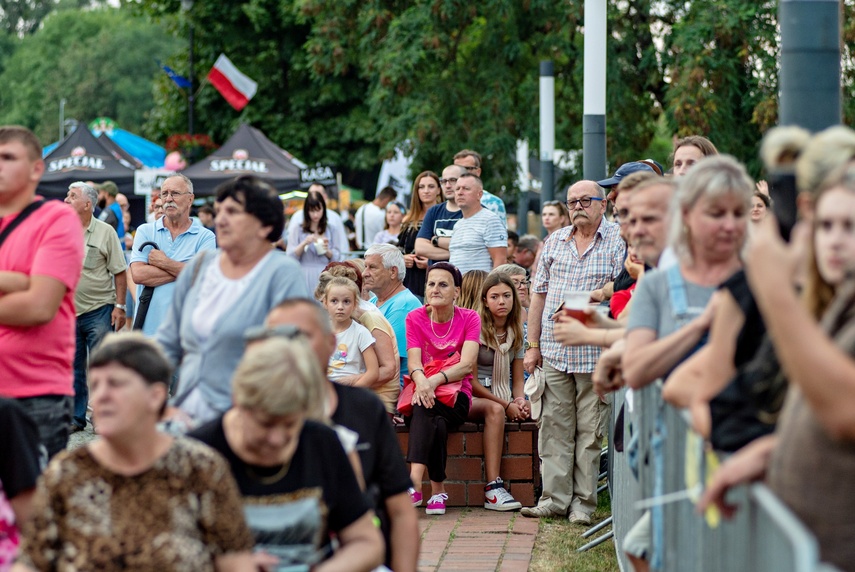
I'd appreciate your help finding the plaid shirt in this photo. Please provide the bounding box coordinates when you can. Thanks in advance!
[532,218,625,373]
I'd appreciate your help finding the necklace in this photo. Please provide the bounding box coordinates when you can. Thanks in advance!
[496,330,507,340]
[245,461,291,485]
[430,307,455,339]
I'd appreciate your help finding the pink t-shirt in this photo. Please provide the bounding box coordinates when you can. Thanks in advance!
[0,199,83,398]
[405,306,481,399]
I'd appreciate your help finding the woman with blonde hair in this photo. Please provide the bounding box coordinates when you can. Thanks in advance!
[191,336,384,572]
[458,269,488,313]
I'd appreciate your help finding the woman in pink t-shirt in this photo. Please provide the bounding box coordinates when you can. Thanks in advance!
[404,263,480,516]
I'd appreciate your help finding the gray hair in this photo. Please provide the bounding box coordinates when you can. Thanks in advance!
[365,243,406,281]
[668,155,754,263]
[491,263,527,277]
[164,173,194,195]
[516,234,541,253]
[268,298,333,336]
[69,181,98,206]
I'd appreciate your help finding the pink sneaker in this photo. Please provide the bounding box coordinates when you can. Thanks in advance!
[426,493,448,515]
[409,488,423,507]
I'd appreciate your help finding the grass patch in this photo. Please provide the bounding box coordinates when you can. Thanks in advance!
[529,490,619,572]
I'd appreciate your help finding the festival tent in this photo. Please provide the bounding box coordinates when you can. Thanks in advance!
[98,133,143,169]
[43,127,166,168]
[38,126,136,198]
[180,124,304,195]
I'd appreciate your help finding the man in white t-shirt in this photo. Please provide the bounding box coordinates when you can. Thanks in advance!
[355,186,397,249]
[448,173,507,274]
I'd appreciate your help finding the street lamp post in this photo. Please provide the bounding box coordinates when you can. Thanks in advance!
[181,0,195,136]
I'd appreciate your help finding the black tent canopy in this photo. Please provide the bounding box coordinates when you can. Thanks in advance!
[38,127,135,198]
[181,124,303,196]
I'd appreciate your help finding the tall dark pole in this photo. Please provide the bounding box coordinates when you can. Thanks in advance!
[540,60,555,237]
[583,0,607,182]
[779,0,840,131]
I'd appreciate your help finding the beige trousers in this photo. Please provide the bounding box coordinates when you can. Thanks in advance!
[536,362,610,516]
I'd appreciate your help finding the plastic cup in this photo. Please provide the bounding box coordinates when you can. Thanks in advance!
[315,238,327,256]
[564,290,591,324]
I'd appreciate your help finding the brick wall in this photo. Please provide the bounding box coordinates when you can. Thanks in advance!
[395,421,540,507]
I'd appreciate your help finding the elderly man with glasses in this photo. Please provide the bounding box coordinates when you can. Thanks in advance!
[129,174,216,335]
[521,180,625,524]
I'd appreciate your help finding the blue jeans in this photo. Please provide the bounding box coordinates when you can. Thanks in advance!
[73,304,114,428]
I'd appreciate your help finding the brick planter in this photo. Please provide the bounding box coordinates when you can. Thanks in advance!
[395,421,540,507]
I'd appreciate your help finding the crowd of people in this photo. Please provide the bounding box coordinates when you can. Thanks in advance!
[2,122,855,572]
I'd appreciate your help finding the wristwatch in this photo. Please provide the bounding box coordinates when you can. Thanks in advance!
[524,341,539,351]
[115,304,127,311]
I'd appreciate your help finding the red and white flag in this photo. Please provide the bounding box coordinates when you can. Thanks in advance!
[207,54,258,111]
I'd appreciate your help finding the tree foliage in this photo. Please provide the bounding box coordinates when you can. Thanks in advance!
[0,7,180,145]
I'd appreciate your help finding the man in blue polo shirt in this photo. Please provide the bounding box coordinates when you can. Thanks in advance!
[130,174,216,335]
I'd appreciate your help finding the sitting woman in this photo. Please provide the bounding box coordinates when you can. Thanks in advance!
[470,273,529,511]
[322,277,379,389]
[13,333,255,572]
[405,263,479,515]
[190,336,384,572]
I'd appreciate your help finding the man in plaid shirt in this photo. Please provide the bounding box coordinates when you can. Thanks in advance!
[522,180,625,523]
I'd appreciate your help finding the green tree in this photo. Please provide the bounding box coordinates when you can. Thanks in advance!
[0,6,181,144]
[138,0,380,187]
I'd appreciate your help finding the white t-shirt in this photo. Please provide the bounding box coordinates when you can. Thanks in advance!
[191,251,272,341]
[327,319,375,382]
[449,208,508,274]
[355,202,386,249]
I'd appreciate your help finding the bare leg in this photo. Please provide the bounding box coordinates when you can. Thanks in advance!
[469,397,505,482]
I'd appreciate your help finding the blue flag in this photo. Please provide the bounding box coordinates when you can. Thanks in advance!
[159,62,191,89]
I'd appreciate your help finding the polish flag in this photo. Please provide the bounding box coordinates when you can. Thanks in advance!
[207,54,258,111]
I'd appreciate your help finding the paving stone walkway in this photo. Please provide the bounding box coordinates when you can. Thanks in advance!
[417,508,538,572]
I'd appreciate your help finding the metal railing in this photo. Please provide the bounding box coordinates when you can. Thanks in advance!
[609,384,832,572]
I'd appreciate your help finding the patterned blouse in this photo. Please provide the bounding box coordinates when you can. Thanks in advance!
[15,437,254,571]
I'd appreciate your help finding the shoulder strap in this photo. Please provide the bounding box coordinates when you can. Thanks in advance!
[666,264,689,317]
[0,200,45,251]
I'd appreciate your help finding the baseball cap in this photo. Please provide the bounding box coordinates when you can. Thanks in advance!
[524,366,545,420]
[597,161,660,188]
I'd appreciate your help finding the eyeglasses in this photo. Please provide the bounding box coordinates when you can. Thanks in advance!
[244,324,305,343]
[566,197,604,209]
[511,279,530,287]
[439,178,458,186]
[160,190,190,199]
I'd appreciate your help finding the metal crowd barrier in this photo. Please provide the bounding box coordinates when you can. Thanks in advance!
[609,384,832,572]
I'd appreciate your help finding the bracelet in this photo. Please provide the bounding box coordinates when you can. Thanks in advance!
[411,368,425,378]
[504,401,513,412]
[439,370,449,384]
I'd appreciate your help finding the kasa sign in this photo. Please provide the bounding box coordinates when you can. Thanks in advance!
[47,146,106,173]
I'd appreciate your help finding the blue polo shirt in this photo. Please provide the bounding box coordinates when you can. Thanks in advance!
[378,288,422,381]
[130,218,216,335]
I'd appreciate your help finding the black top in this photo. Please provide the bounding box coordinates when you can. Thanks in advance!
[399,222,426,298]
[330,384,412,506]
[720,270,766,368]
[613,267,636,294]
[190,417,370,568]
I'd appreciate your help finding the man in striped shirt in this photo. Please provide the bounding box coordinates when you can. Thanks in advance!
[448,174,507,274]
[522,180,625,524]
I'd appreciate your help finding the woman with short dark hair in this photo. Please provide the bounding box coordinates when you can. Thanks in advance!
[13,333,255,572]
[157,176,309,428]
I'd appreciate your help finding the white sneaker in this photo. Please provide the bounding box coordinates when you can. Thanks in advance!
[484,478,522,512]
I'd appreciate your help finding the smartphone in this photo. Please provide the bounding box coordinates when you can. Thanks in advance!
[549,301,565,320]
[768,171,798,242]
